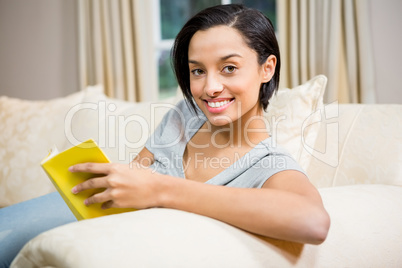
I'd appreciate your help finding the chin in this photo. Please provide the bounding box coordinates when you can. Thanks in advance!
[208,114,237,127]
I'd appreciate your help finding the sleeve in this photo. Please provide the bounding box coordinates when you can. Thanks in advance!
[204,143,307,189]
[254,151,306,188]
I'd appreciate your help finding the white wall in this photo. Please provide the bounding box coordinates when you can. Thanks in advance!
[369,0,402,104]
[0,0,78,100]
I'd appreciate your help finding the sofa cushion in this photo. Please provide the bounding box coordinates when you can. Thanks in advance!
[11,184,402,267]
[307,104,402,187]
[265,75,327,171]
[0,91,85,207]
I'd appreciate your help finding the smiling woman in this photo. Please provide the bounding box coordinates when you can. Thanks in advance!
[0,4,329,267]
[187,26,276,126]
[71,4,327,244]
[157,0,277,99]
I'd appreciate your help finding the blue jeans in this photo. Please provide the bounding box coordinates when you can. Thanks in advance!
[0,192,76,267]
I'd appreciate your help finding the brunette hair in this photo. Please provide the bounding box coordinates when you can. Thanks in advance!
[171,4,280,112]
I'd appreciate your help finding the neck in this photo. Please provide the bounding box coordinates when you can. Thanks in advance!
[209,112,269,148]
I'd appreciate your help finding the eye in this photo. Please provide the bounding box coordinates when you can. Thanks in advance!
[191,69,205,76]
[223,65,237,74]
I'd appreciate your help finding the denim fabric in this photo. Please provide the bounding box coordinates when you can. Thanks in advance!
[0,192,76,267]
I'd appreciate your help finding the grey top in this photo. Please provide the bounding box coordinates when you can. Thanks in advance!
[144,100,305,188]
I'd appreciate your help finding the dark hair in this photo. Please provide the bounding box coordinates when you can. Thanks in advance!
[171,4,280,112]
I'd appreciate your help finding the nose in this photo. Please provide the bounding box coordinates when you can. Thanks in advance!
[204,73,223,97]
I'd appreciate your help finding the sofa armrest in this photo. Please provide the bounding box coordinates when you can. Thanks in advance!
[12,185,402,268]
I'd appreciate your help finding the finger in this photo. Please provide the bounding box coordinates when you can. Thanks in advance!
[69,162,111,174]
[101,200,114,210]
[72,177,109,194]
[84,190,111,206]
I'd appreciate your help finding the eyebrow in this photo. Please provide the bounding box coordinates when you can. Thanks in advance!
[188,53,242,64]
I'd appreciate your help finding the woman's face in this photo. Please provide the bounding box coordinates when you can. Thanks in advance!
[188,25,275,127]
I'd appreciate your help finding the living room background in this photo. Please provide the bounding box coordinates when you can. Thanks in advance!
[0,0,400,104]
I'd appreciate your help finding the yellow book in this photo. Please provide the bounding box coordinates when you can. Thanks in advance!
[41,139,135,220]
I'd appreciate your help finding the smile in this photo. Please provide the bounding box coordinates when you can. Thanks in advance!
[207,99,231,108]
[204,98,234,113]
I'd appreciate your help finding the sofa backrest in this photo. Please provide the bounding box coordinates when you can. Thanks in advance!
[306,104,402,188]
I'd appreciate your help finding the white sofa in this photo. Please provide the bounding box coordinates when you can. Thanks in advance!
[1,75,401,267]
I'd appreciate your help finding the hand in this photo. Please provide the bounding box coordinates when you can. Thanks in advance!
[69,162,163,210]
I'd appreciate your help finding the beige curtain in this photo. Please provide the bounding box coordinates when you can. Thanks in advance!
[77,0,157,102]
[278,0,376,103]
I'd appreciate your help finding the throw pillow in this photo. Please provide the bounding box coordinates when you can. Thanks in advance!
[265,75,327,171]
[0,91,86,207]
[64,85,183,164]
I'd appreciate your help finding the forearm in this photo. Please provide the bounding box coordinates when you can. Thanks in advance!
[157,175,329,244]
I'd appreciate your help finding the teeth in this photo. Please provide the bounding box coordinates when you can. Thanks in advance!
[207,100,231,108]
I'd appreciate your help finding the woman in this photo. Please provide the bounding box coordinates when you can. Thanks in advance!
[0,4,329,266]
[71,4,330,243]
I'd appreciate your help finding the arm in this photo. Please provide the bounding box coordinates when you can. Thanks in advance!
[70,148,330,245]
[157,170,330,245]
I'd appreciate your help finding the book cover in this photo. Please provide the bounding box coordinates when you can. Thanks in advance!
[41,139,135,220]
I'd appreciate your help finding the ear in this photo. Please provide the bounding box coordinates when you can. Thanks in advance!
[261,55,277,83]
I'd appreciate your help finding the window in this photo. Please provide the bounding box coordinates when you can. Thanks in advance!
[154,0,276,99]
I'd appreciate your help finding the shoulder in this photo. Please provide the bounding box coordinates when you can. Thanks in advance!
[254,138,295,162]
[250,139,306,187]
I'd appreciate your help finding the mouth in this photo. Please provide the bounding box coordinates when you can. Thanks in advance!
[203,98,235,113]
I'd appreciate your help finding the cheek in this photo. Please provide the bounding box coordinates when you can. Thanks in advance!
[227,77,260,97]
[189,80,203,97]
[232,81,262,108]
